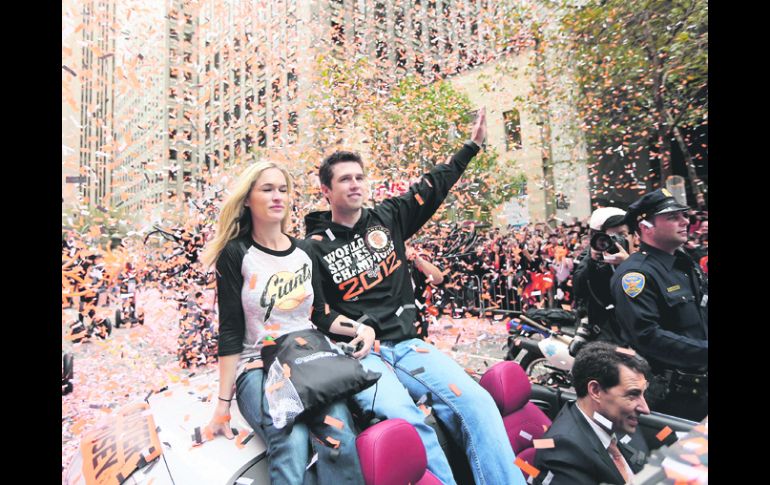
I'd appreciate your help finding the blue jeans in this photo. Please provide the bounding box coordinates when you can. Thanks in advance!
[236,369,365,485]
[354,339,526,485]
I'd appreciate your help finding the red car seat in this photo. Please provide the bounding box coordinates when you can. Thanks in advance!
[356,418,442,485]
[479,361,552,478]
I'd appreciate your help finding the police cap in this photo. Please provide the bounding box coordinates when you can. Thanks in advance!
[626,188,689,230]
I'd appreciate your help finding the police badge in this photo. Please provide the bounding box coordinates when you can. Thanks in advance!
[621,272,646,298]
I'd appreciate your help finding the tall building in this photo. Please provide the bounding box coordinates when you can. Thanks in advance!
[77,0,117,211]
[111,0,167,218]
[63,0,590,226]
[62,0,85,211]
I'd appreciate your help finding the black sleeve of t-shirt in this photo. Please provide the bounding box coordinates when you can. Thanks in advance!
[215,240,246,357]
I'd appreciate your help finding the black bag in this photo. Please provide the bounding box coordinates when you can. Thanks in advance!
[524,308,578,328]
[260,328,381,429]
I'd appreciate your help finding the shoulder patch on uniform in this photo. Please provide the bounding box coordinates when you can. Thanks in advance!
[622,272,646,298]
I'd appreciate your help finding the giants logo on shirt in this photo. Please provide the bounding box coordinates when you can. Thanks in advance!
[261,263,312,320]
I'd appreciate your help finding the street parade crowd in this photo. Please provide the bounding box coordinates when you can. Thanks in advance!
[62,207,708,370]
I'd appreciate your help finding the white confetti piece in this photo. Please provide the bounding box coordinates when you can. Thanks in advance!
[306,452,319,470]
[542,470,554,485]
[620,434,632,444]
[593,411,613,430]
[519,430,533,441]
[325,228,335,241]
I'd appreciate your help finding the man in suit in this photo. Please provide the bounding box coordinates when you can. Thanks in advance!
[535,341,651,484]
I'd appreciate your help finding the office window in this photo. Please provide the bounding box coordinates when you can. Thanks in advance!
[504,109,522,150]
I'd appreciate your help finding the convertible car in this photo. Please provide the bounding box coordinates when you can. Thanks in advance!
[63,361,702,485]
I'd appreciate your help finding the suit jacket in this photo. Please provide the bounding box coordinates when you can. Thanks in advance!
[534,402,649,485]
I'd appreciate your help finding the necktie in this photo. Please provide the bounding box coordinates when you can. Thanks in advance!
[608,437,629,483]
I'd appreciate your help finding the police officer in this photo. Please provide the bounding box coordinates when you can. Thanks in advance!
[610,189,708,422]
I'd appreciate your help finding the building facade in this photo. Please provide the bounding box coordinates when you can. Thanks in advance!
[63,0,590,226]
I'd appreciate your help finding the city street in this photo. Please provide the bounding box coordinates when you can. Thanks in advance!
[61,288,510,472]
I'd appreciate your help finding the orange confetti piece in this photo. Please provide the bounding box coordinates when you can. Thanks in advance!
[324,303,330,315]
[164,391,173,398]
[184,415,190,422]
[70,419,88,435]
[326,436,341,448]
[415,194,424,205]
[235,429,249,449]
[213,415,231,424]
[414,347,430,353]
[533,439,555,449]
[295,337,308,346]
[264,324,281,331]
[678,454,702,467]
[311,235,323,241]
[262,339,277,347]
[449,384,462,397]
[266,381,284,393]
[656,426,673,441]
[374,340,380,353]
[419,404,430,416]
[514,457,540,478]
[615,347,636,356]
[324,415,344,430]
[203,427,214,442]
[282,363,292,379]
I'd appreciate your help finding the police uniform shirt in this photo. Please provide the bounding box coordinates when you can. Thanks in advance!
[610,242,708,373]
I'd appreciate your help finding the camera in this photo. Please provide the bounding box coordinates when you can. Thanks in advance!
[590,232,628,255]
[336,341,363,356]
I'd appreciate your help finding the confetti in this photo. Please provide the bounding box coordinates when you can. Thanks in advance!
[615,347,636,357]
[449,383,462,397]
[533,438,555,449]
[324,415,344,430]
[656,426,673,442]
[514,457,540,478]
[326,436,341,448]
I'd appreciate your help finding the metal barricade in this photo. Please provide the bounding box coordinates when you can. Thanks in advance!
[480,271,522,314]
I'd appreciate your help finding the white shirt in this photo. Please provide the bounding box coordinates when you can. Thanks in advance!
[576,403,634,481]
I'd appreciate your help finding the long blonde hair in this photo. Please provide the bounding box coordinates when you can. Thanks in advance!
[201,161,293,268]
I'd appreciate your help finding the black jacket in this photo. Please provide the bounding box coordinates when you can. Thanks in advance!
[304,141,480,341]
[573,248,624,344]
[534,402,649,485]
[610,242,708,373]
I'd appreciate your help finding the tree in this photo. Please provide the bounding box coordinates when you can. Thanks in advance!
[561,0,708,205]
[362,75,524,224]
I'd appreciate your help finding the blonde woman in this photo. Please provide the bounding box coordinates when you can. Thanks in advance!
[202,161,367,484]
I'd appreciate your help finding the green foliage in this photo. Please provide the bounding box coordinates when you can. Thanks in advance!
[560,0,708,167]
[363,75,524,223]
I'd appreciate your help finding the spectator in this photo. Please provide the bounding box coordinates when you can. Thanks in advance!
[572,207,632,348]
